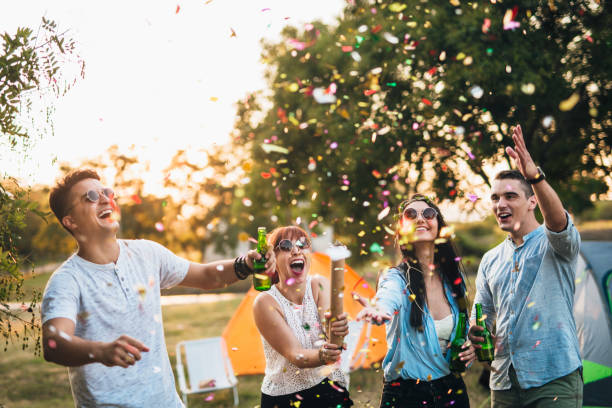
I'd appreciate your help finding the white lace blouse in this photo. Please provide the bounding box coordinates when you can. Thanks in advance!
[260,276,347,396]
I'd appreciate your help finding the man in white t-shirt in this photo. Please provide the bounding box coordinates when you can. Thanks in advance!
[42,169,275,407]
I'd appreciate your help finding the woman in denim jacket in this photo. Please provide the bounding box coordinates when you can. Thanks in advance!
[357,195,476,407]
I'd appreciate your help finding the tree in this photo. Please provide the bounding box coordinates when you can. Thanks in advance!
[232,0,611,262]
[1,18,83,353]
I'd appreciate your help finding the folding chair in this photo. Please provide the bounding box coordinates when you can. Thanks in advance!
[175,337,239,407]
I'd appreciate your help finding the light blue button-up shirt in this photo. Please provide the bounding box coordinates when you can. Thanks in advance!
[471,213,582,390]
[375,266,464,382]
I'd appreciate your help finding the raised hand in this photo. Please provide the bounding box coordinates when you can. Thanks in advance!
[98,335,149,368]
[505,124,539,180]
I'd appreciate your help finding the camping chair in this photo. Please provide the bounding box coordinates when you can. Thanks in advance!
[175,337,239,407]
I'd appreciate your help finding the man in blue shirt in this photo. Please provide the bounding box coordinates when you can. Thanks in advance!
[468,125,583,407]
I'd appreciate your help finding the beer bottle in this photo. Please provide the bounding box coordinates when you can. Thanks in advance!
[253,227,271,291]
[449,312,467,373]
[475,303,494,362]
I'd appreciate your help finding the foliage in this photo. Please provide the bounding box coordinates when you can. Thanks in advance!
[1,18,83,353]
[232,0,611,262]
[21,141,249,266]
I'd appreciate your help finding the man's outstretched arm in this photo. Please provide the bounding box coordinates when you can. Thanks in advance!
[180,249,276,290]
[506,124,567,232]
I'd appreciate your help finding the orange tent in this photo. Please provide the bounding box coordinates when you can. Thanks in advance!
[222,252,388,375]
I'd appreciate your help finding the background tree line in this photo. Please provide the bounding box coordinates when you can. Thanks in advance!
[2,0,610,352]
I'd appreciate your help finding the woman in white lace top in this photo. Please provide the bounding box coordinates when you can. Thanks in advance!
[253,226,354,408]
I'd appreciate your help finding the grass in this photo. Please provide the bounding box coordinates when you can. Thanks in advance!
[0,298,490,408]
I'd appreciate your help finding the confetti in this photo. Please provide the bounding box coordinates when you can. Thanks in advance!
[286,278,296,286]
[205,393,215,402]
[313,87,337,104]
[383,32,399,44]
[199,379,216,388]
[376,206,390,222]
[482,18,491,33]
[389,3,407,12]
[542,116,554,128]
[369,242,383,254]
[469,85,484,99]
[261,143,289,154]
[559,93,579,111]
[503,7,520,30]
[155,222,164,232]
[521,83,536,95]
[48,339,57,349]
[59,330,72,341]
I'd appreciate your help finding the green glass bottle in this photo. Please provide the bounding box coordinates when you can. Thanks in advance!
[449,312,467,373]
[253,227,271,291]
[475,303,494,362]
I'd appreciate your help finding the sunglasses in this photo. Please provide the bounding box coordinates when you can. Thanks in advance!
[403,207,437,220]
[276,238,311,252]
[66,188,115,213]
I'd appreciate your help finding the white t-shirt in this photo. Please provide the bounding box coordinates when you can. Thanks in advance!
[42,239,189,408]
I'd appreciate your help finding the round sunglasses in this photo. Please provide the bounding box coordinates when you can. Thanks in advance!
[403,207,437,220]
[276,238,311,252]
[66,188,115,213]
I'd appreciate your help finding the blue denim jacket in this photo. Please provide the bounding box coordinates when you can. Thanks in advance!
[471,213,582,390]
[375,267,464,382]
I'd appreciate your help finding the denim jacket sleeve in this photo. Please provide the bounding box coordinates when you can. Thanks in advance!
[374,268,405,317]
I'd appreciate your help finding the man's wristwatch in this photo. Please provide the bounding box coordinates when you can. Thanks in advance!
[526,166,546,184]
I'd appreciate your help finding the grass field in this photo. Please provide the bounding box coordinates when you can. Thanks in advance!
[0,297,490,408]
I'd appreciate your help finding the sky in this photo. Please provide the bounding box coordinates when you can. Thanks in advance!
[1,0,344,187]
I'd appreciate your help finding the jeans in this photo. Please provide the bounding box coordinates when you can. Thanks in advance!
[491,365,583,408]
[380,373,470,408]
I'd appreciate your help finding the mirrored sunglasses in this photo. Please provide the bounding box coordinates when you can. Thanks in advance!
[276,238,311,252]
[403,207,437,220]
[83,188,115,203]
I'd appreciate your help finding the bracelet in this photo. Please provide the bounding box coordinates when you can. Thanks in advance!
[233,256,252,280]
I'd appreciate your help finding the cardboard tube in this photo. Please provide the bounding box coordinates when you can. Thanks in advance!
[329,258,345,347]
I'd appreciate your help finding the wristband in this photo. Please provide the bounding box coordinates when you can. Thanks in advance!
[233,256,252,280]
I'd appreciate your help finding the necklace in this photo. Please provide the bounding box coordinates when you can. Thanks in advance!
[400,262,427,316]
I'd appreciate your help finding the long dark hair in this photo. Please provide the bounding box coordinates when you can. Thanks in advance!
[394,194,468,331]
